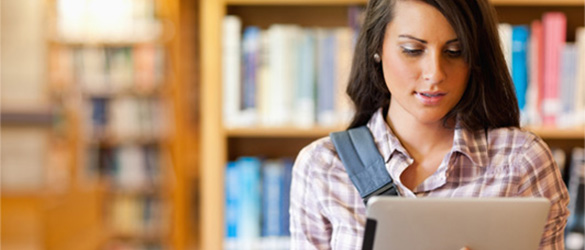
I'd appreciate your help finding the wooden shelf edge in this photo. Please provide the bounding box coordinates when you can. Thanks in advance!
[225,0,584,6]
[225,126,585,139]
[525,126,585,140]
[225,126,346,137]
[1,110,54,126]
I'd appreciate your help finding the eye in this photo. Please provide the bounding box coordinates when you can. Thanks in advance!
[445,49,462,58]
[401,47,423,57]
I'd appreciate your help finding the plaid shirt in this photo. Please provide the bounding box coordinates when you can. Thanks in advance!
[290,109,569,250]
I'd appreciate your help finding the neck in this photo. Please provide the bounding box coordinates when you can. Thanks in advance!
[386,106,454,159]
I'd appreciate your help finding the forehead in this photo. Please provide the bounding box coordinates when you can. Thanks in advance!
[386,0,457,40]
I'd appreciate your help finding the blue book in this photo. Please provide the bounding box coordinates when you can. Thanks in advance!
[511,25,530,110]
[281,158,294,236]
[242,26,261,111]
[237,157,262,241]
[262,160,284,237]
[225,161,240,239]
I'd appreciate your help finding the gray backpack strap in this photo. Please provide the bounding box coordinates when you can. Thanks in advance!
[330,126,398,204]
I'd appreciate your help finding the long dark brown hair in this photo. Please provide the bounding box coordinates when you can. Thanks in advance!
[347,0,520,130]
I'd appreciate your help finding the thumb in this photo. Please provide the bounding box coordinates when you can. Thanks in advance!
[460,247,471,250]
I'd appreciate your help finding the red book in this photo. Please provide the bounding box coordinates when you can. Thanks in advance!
[541,12,567,126]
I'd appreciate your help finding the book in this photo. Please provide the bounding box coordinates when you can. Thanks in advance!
[316,28,337,127]
[558,44,578,128]
[262,160,285,237]
[293,29,317,128]
[225,161,240,240]
[565,148,585,250]
[335,27,355,126]
[266,25,296,127]
[237,157,262,248]
[281,159,294,236]
[541,12,567,126]
[222,15,243,128]
[498,23,512,73]
[241,26,262,126]
[511,25,530,114]
[575,27,585,126]
[526,20,543,126]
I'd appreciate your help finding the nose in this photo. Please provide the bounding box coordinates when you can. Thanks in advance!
[422,52,446,84]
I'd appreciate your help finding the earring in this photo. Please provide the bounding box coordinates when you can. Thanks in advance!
[373,53,381,63]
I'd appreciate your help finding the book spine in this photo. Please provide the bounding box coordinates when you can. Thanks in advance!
[541,12,567,126]
[294,29,316,128]
[241,26,261,126]
[237,157,262,245]
[262,160,284,237]
[511,25,529,112]
[222,16,242,128]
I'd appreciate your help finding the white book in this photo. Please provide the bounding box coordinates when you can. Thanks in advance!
[109,97,139,139]
[81,47,108,94]
[222,15,242,128]
[116,145,147,190]
[335,27,355,127]
[498,23,513,74]
[265,24,295,127]
[558,44,578,128]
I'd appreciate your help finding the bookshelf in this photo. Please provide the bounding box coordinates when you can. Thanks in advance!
[200,0,585,249]
[39,0,199,249]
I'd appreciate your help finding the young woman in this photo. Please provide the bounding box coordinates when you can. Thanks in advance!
[289,0,569,249]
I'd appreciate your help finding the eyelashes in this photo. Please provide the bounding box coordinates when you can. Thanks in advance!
[400,47,462,58]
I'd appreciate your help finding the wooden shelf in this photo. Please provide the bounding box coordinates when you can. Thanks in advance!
[525,126,585,140]
[225,0,584,6]
[226,126,345,137]
[1,110,54,126]
[226,126,585,140]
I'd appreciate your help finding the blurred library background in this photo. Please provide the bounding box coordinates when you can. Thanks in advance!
[0,0,584,250]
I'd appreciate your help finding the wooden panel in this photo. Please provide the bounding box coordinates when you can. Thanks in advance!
[227,5,351,28]
[44,187,105,250]
[200,0,227,249]
[1,197,43,250]
[228,137,320,160]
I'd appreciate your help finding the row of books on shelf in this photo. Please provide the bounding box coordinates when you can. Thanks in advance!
[55,0,162,43]
[224,157,293,250]
[499,12,585,128]
[222,15,356,129]
[222,11,585,130]
[106,194,167,242]
[50,44,165,94]
[85,96,169,141]
[87,144,161,191]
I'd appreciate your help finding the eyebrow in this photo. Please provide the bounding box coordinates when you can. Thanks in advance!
[398,34,459,44]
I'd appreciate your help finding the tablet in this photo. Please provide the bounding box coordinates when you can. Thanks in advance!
[364,197,551,250]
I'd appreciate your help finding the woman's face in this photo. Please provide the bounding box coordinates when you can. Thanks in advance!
[381,0,469,126]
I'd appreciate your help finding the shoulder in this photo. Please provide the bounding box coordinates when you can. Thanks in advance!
[486,127,553,168]
[294,136,342,177]
[487,127,541,149]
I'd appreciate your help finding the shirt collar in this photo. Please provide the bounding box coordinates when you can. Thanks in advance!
[366,108,489,167]
[451,123,489,167]
[366,108,411,163]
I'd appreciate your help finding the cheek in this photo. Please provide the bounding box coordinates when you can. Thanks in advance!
[382,53,417,91]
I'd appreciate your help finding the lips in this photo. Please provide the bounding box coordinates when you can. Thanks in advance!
[414,91,446,105]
